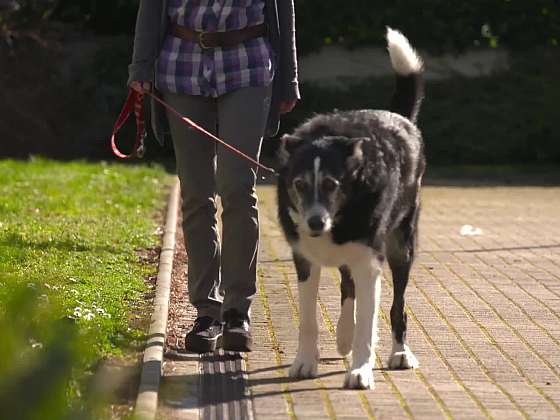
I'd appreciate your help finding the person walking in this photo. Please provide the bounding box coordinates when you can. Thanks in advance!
[128,0,299,353]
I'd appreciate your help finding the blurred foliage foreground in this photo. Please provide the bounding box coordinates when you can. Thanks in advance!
[0,288,99,419]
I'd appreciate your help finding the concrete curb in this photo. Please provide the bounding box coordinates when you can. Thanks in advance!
[134,178,180,420]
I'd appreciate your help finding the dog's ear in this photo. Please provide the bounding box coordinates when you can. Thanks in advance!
[346,137,367,175]
[277,134,303,167]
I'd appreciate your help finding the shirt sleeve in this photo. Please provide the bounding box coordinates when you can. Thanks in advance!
[277,0,300,101]
[128,0,164,85]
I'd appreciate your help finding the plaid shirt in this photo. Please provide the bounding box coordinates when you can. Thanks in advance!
[157,0,274,97]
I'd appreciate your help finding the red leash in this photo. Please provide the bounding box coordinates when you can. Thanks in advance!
[110,89,276,175]
[110,90,146,159]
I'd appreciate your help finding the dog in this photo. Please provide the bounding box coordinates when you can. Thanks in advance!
[275,28,425,389]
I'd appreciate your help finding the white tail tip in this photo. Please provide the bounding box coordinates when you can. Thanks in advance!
[386,27,423,75]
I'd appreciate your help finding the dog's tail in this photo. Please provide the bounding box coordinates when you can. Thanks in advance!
[386,27,424,124]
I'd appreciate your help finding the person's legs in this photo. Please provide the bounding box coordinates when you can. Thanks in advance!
[215,85,272,324]
[163,92,223,322]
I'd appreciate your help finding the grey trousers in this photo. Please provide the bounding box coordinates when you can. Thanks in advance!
[163,85,272,321]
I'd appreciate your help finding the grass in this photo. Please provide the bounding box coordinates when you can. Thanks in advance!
[0,158,173,355]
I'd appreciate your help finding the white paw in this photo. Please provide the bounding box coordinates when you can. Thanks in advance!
[387,345,419,369]
[344,364,374,389]
[289,349,320,378]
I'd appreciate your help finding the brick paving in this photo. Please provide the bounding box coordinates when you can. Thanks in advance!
[159,185,560,419]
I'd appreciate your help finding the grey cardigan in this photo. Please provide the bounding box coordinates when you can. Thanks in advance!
[128,0,300,144]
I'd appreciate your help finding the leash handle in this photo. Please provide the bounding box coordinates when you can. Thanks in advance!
[110,89,146,159]
[146,91,277,175]
[109,88,277,175]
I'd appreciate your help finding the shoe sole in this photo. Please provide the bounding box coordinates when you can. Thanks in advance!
[222,331,253,352]
[185,333,223,354]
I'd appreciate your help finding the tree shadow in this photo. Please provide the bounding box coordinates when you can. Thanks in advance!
[160,371,348,409]
[0,232,119,254]
[159,352,393,410]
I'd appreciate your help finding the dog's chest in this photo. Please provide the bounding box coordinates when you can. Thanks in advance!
[292,233,372,267]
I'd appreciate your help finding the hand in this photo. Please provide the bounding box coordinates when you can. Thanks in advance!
[129,81,152,94]
[279,99,297,114]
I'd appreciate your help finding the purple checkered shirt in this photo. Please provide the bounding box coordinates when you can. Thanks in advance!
[157,0,274,97]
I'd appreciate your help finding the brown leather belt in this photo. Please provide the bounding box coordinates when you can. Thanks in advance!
[170,23,267,49]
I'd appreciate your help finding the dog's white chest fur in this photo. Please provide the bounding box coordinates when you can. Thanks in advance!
[293,232,373,267]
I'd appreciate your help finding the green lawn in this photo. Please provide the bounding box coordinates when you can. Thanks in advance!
[0,158,172,355]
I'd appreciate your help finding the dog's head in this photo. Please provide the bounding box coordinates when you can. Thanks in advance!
[278,134,366,237]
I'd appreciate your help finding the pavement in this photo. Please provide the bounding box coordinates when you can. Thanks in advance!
[158,184,560,420]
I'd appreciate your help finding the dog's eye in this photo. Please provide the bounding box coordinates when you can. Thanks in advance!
[321,177,339,193]
[293,178,307,192]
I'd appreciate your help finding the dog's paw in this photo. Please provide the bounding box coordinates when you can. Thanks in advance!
[387,345,419,369]
[344,364,374,389]
[289,349,320,378]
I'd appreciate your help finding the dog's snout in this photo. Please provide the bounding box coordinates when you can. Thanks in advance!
[307,215,325,232]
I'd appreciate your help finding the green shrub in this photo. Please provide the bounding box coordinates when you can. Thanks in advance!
[295,0,559,54]
[4,0,139,34]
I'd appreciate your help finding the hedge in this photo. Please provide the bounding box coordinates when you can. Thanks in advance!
[5,0,559,54]
[295,0,560,54]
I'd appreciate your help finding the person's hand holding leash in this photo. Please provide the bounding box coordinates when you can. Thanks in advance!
[130,81,152,94]
[279,99,297,114]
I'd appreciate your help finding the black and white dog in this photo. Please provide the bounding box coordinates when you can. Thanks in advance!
[276,28,425,389]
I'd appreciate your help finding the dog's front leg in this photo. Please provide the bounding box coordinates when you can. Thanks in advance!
[344,256,381,389]
[289,253,321,379]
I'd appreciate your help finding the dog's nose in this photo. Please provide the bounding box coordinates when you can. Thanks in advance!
[307,215,325,232]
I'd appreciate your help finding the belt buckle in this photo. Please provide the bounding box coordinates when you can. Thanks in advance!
[198,31,211,49]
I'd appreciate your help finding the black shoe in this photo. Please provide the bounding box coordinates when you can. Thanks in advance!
[222,309,252,352]
[184,316,223,353]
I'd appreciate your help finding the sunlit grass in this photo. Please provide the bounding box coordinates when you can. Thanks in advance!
[0,158,173,355]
